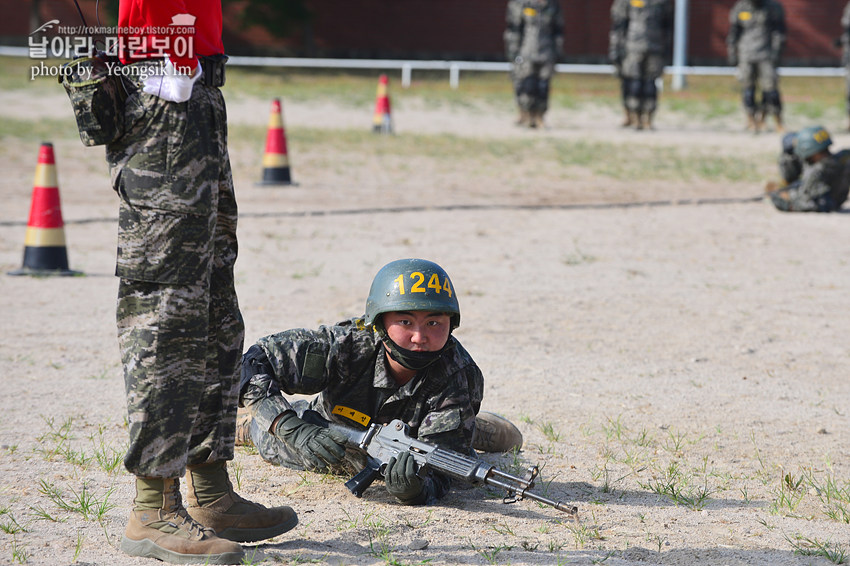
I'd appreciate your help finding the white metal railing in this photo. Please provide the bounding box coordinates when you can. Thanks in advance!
[1,46,845,89]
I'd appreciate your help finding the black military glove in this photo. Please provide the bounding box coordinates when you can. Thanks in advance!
[273,411,348,471]
[384,451,425,504]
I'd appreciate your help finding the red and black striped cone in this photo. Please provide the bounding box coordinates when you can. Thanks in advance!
[8,143,80,276]
[372,74,393,134]
[257,98,293,186]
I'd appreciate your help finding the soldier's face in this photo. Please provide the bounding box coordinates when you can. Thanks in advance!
[382,311,451,351]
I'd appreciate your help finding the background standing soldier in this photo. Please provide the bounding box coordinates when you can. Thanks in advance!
[107,1,296,563]
[608,0,673,130]
[504,0,564,129]
[840,1,850,131]
[727,0,787,133]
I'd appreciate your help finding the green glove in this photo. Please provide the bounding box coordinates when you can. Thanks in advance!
[384,451,425,503]
[273,411,348,471]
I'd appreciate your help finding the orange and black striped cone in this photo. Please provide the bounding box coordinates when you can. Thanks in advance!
[8,143,80,276]
[372,74,393,134]
[257,98,293,186]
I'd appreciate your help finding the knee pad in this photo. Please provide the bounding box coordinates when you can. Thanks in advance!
[517,75,537,96]
[743,87,757,111]
[764,89,782,112]
[642,79,657,100]
[625,78,643,99]
[537,78,550,99]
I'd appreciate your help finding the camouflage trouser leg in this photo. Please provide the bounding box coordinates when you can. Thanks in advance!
[622,51,663,114]
[511,60,554,113]
[768,181,827,212]
[108,71,243,478]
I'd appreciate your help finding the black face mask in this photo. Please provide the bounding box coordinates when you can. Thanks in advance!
[376,325,455,371]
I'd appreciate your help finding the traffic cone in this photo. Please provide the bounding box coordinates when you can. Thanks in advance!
[372,74,393,134]
[8,142,80,276]
[257,98,293,186]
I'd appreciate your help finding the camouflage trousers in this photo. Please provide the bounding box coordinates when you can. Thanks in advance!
[621,51,664,114]
[767,183,834,213]
[107,65,244,478]
[736,60,781,116]
[510,59,555,113]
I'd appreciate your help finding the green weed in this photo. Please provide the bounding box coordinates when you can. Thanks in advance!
[785,533,848,564]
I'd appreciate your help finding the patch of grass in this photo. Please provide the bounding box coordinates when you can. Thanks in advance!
[38,480,117,522]
[786,533,848,564]
[639,460,715,511]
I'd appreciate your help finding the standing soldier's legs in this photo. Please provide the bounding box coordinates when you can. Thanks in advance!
[510,60,535,126]
[638,53,665,130]
[619,77,634,127]
[737,61,760,131]
[181,87,297,543]
[529,62,555,128]
[758,61,783,132]
[109,80,244,562]
[621,51,644,129]
[109,80,296,561]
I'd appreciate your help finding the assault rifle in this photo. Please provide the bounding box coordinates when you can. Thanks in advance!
[309,414,578,516]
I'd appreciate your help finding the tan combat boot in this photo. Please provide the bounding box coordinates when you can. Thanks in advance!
[640,112,654,131]
[754,111,765,133]
[516,110,530,127]
[121,477,244,564]
[186,461,298,543]
[622,109,636,128]
[773,113,785,133]
[746,113,758,132]
[472,412,524,453]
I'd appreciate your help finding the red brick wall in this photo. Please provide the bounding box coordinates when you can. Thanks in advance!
[4,0,848,65]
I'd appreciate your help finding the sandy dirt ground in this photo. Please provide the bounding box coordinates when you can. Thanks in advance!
[0,84,849,566]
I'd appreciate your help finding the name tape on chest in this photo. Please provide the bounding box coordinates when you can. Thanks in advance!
[332,405,371,427]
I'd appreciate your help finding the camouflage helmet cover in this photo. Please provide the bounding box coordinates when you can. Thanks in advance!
[364,258,460,329]
[794,125,832,160]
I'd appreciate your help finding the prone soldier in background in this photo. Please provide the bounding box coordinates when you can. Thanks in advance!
[727,0,787,133]
[766,125,850,212]
[504,0,564,128]
[237,259,524,506]
[608,0,673,130]
[840,1,850,131]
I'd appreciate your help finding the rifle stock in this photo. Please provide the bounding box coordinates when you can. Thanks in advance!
[306,412,578,516]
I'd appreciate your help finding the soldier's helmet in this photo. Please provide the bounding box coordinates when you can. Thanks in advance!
[794,125,832,160]
[364,259,460,330]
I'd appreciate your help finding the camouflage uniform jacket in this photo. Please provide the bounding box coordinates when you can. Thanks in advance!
[778,150,850,212]
[240,317,485,500]
[727,0,786,64]
[609,0,673,61]
[504,0,564,63]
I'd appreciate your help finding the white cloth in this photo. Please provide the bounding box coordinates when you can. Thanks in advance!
[143,58,203,103]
